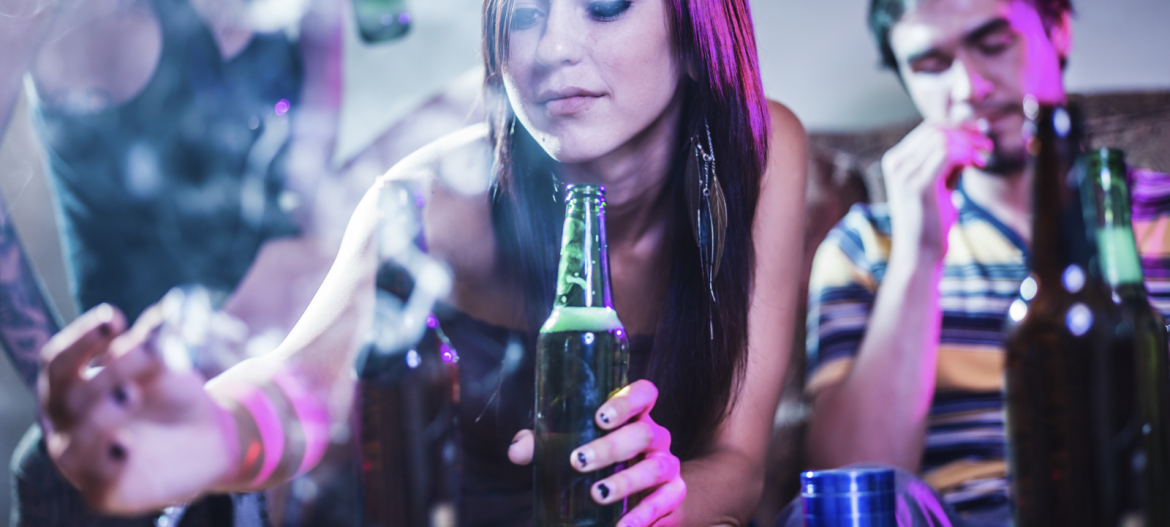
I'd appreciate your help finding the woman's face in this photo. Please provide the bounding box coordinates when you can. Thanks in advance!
[503,0,682,164]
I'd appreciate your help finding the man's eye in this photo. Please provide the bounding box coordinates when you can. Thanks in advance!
[911,56,952,75]
[587,0,631,20]
[512,7,542,29]
[977,34,1015,56]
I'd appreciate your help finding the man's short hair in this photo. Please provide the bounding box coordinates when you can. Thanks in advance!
[869,0,1073,71]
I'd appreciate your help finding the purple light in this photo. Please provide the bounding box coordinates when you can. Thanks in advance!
[440,344,458,363]
[398,12,411,25]
[426,315,438,329]
[274,99,290,116]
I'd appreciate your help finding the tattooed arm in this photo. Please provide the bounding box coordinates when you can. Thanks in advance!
[0,193,60,388]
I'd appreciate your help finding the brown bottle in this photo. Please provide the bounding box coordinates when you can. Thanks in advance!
[356,183,460,527]
[1003,102,1130,527]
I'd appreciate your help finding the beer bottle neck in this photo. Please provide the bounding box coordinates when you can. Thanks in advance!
[552,185,613,310]
[1029,104,1085,282]
[1090,149,1145,287]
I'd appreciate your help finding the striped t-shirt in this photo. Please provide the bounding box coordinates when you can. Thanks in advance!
[804,168,1170,511]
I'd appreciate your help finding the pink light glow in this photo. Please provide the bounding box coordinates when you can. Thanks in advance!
[274,99,291,116]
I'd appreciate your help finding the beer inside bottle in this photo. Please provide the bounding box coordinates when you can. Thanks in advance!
[1003,102,1129,527]
[1087,148,1170,527]
[535,184,630,527]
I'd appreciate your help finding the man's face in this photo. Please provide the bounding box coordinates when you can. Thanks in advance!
[890,0,1070,174]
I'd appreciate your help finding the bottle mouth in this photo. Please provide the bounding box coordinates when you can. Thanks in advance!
[565,183,605,199]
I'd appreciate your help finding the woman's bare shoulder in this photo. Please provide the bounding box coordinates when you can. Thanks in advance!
[761,100,808,193]
[754,99,807,244]
[766,100,806,153]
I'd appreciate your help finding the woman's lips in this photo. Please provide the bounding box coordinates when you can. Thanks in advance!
[544,95,600,116]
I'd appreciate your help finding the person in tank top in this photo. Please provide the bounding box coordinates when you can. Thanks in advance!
[0,0,481,525]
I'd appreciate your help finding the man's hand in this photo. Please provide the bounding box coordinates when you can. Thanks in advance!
[881,122,992,261]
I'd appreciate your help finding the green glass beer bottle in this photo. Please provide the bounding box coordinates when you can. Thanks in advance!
[352,0,411,43]
[1086,148,1170,527]
[535,184,630,527]
[1003,102,1127,527]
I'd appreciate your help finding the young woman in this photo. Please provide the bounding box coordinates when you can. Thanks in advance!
[36,0,808,525]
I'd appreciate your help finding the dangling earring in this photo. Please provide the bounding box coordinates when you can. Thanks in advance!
[685,122,727,338]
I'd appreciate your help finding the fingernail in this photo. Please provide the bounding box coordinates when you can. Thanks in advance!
[112,385,128,405]
[95,304,114,323]
[598,407,615,426]
[109,443,126,461]
[597,483,610,500]
[574,448,593,469]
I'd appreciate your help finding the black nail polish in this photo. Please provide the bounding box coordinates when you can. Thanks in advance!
[577,451,588,468]
[598,483,609,499]
[112,385,128,405]
[109,444,126,461]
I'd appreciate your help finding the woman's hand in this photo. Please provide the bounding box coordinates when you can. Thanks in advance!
[509,379,686,527]
[38,304,237,514]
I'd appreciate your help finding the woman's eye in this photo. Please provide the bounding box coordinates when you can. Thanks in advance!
[587,0,631,20]
[512,7,543,29]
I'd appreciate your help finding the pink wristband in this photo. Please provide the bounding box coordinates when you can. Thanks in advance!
[223,382,285,486]
[272,370,330,476]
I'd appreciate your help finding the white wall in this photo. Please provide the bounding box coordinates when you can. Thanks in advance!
[752,0,1170,131]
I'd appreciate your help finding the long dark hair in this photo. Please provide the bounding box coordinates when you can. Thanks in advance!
[481,0,770,459]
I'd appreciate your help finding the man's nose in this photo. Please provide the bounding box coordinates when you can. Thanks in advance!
[535,2,584,68]
[950,58,994,104]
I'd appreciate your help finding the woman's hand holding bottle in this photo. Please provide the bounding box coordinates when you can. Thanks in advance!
[509,379,687,527]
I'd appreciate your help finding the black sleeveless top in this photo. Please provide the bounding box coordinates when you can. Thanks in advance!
[435,304,653,527]
[30,0,303,321]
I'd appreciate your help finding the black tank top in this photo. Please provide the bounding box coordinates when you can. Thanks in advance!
[30,0,303,321]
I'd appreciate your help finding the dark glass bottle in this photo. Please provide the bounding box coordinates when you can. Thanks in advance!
[355,183,460,527]
[1003,102,1130,527]
[1085,148,1170,527]
[352,0,411,43]
[535,184,630,527]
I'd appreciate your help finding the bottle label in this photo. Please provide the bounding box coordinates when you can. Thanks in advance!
[1098,226,1143,285]
[540,306,623,333]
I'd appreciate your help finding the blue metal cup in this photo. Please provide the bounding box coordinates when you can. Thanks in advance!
[801,468,896,527]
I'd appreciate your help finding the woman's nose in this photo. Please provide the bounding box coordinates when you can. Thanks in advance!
[535,1,584,67]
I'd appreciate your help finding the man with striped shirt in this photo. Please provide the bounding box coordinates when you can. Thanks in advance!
[803,0,1170,525]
